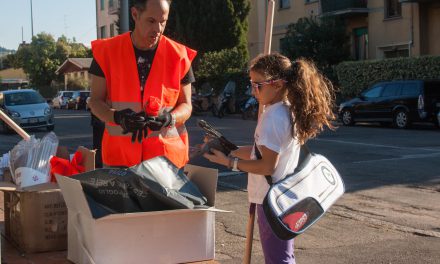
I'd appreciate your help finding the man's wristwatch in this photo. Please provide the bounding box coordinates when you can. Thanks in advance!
[232,157,239,172]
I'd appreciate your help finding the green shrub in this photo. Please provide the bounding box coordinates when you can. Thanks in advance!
[195,48,249,96]
[336,56,440,98]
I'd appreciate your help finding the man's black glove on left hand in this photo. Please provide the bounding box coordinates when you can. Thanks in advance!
[114,108,148,143]
[147,111,172,131]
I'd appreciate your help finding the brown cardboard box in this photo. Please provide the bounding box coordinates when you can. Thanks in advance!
[0,146,95,253]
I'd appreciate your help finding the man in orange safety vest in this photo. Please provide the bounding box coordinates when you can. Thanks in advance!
[88,0,197,168]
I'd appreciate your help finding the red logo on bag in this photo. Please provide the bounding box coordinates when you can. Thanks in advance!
[282,212,308,232]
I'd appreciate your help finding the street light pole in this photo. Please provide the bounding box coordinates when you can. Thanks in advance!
[30,0,34,38]
[120,0,129,33]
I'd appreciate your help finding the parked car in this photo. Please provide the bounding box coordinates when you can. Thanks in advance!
[52,91,75,109]
[338,80,440,128]
[67,91,90,110]
[0,89,54,132]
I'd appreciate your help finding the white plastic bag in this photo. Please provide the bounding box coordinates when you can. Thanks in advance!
[9,132,59,187]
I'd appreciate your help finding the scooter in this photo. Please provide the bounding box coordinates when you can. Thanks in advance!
[192,88,214,113]
[213,81,236,118]
[241,96,258,120]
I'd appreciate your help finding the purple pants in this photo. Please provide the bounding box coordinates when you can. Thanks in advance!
[257,204,296,264]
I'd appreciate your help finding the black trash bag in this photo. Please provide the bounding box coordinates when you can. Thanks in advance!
[129,156,208,207]
[71,156,207,218]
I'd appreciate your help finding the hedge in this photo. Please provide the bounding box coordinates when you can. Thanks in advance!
[335,56,440,98]
[195,47,249,97]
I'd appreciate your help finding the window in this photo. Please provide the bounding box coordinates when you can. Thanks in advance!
[279,0,290,9]
[363,86,383,98]
[353,28,368,60]
[110,23,115,37]
[401,84,420,96]
[80,72,85,77]
[384,49,409,58]
[385,0,401,18]
[382,84,402,97]
[100,0,105,10]
[100,26,106,38]
[109,0,114,8]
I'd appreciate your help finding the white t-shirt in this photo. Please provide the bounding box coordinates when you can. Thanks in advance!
[247,101,300,204]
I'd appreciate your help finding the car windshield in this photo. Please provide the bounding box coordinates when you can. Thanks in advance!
[4,91,45,106]
[63,92,74,98]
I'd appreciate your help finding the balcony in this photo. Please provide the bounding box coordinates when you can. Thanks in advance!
[321,0,368,16]
[108,0,120,15]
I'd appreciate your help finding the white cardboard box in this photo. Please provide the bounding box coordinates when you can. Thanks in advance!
[56,164,222,264]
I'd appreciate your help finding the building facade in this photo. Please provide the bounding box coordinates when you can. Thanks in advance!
[247,0,440,60]
[96,0,119,39]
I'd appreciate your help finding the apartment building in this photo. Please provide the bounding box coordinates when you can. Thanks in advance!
[247,0,440,60]
[96,0,119,39]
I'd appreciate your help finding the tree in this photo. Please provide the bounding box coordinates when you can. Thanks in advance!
[165,0,250,63]
[118,0,250,66]
[14,33,59,87]
[13,33,90,88]
[282,16,351,80]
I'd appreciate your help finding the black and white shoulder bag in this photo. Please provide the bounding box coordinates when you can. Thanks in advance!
[256,143,345,240]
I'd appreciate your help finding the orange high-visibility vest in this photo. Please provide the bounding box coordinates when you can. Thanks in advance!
[91,32,197,168]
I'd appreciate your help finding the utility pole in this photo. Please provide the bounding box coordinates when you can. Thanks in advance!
[30,0,34,38]
[120,0,129,33]
[22,26,24,43]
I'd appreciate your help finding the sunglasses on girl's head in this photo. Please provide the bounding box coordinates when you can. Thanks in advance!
[249,79,286,90]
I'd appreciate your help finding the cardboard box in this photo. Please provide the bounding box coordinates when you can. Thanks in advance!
[56,164,224,264]
[0,146,95,253]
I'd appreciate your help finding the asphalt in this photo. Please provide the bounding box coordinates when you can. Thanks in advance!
[1,109,440,263]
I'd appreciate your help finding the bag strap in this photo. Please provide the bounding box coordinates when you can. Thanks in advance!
[254,142,311,186]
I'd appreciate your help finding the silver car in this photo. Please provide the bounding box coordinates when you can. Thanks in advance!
[0,89,54,132]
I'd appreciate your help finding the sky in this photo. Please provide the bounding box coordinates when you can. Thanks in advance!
[0,0,97,50]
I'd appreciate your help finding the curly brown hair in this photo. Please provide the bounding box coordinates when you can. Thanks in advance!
[249,53,336,144]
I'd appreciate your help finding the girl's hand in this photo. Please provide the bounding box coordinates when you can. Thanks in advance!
[203,148,230,167]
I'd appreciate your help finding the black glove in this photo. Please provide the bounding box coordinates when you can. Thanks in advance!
[146,111,172,131]
[114,109,148,143]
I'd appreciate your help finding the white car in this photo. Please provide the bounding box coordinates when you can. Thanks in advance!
[0,89,54,132]
[52,91,75,109]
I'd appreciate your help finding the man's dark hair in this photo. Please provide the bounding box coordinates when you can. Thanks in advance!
[133,0,171,11]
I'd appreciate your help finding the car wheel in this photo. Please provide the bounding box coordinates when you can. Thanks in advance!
[341,110,354,126]
[393,110,410,129]
[47,125,55,131]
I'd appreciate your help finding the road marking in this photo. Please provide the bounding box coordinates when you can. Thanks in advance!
[55,115,90,119]
[315,138,440,152]
[217,180,247,192]
[218,171,246,177]
[352,152,440,164]
[58,134,92,140]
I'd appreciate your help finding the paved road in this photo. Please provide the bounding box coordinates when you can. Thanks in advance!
[1,109,440,263]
